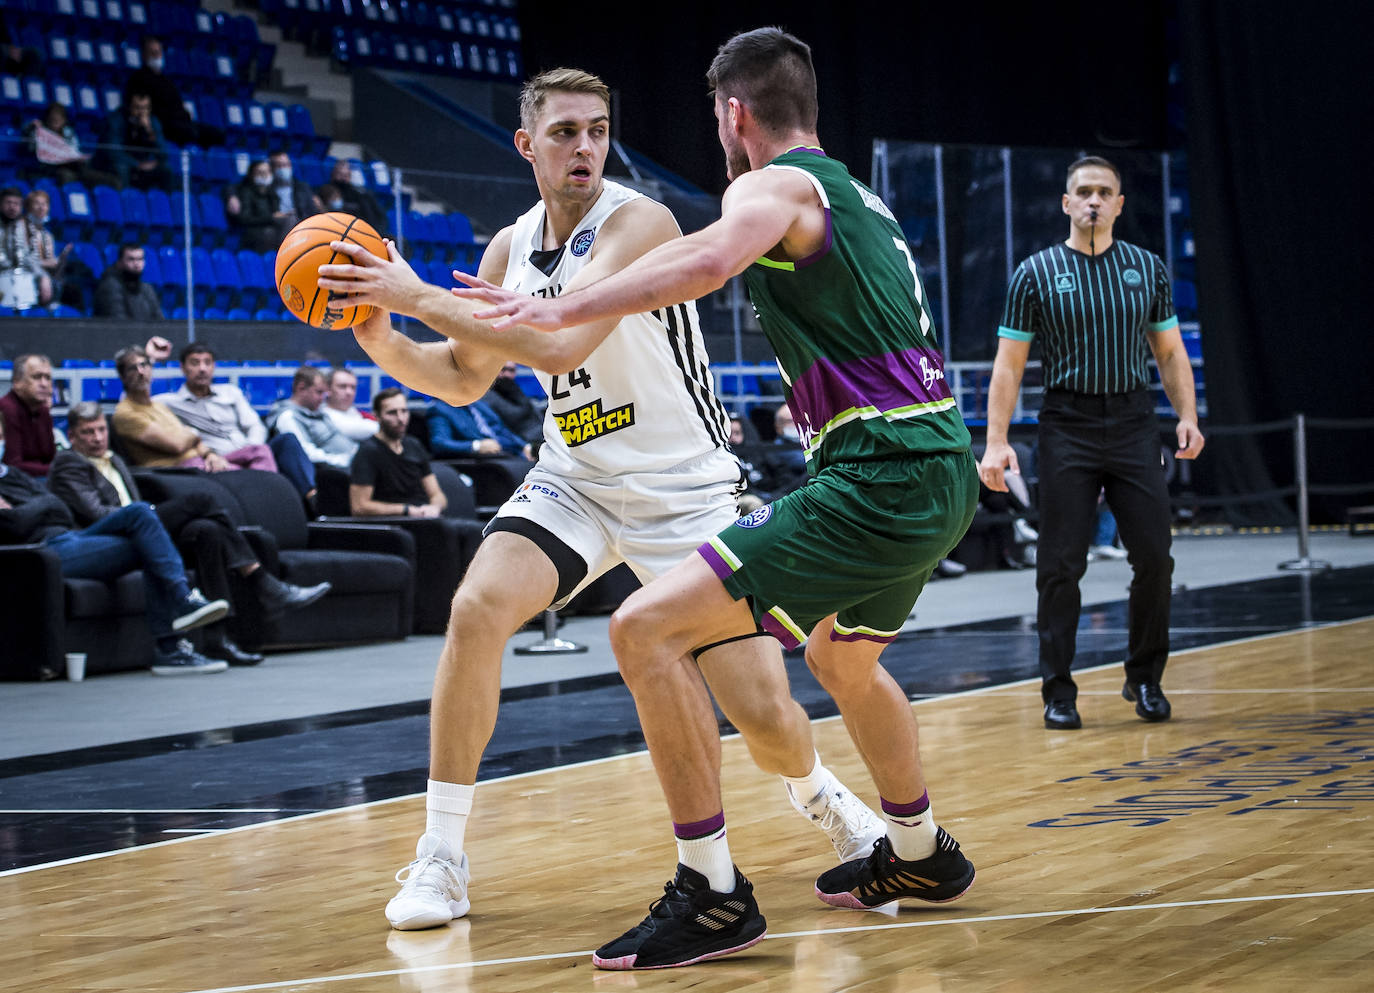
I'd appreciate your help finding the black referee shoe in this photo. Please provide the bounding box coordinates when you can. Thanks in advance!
[592,864,766,970]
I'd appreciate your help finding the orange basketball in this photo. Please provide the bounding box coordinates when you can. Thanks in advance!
[275,212,387,329]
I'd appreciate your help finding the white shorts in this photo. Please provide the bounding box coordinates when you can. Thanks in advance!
[487,448,744,609]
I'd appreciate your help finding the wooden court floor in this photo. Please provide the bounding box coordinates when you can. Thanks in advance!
[4,619,1372,992]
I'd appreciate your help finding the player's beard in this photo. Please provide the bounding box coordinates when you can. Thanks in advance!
[721,132,749,181]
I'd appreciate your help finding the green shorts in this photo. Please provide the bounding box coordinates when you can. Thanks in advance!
[697,450,977,649]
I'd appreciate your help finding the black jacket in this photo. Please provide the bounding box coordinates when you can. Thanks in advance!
[48,450,141,527]
[0,466,76,544]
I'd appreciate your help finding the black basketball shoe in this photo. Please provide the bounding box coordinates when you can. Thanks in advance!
[592,864,767,970]
[815,829,975,910]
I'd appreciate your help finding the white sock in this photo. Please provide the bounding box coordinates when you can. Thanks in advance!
[885,800,938,861]
[426,779,474,855]
[676,826,736,893]
[781,750,833,808]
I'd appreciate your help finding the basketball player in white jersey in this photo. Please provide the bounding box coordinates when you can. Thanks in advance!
[317,68,882,932]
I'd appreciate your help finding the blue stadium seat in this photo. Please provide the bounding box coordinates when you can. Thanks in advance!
[139,247,164,286]
[157,246,186,288]
[91,185,124,241]
[145,188,175,237]
[74,242,105,279]
[119,187,151,236]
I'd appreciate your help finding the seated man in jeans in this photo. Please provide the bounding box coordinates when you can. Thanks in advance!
[51,403,332,666]
[0,418,229,676]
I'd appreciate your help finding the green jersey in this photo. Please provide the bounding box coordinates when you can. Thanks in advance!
[743,149,970,471]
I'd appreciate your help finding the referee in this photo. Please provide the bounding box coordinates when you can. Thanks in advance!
[979,156,1205,730]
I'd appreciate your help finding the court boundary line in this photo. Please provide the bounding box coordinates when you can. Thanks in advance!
[173,886,1374,993]
[2,615,1368,880]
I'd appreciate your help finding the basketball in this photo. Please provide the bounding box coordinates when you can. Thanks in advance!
[275,212,387,330]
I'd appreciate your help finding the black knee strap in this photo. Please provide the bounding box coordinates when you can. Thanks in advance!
[691,630,770,662]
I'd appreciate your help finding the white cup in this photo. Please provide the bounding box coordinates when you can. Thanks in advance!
[65,652,87,682]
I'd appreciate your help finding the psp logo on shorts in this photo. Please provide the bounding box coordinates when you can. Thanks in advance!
[1055,272,1077,294]
[1122,268,1143,287]
[735,505,772,529]
[571,228,596,257]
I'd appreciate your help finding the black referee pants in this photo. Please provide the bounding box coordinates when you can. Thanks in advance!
[1035,390,1174,703]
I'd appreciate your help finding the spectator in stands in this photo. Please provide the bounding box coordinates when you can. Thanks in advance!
[320,159,390,236]
[94,243,164,320]
[23,189,86,311]
[23,101,119,190]
[0,353,57,477]
[113,344,234,470]
[0,187,53,309]
[273,367,358,470]
[100,92,174,192]
[51,402,332,665]
[0,15,41,76]
[0,415,230,676]
[223,159,282,253]
[123,35,225,149]
[268,149,323,234]
[755,404,808,499]
[482,362,544,446]
[728,414,767,512]
[349,388,446,518]
[322,366,377,442]
[158,343,320,502]
[426,396,533,459]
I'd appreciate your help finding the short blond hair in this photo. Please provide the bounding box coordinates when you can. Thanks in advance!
[519,68,611,133]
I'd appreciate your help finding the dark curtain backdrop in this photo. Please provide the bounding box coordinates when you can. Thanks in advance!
[519,0,1371,523]
[1178,0,1374,523]
[518,0,1168,196]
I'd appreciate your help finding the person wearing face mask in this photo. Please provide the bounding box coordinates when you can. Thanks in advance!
[268,149,324,235]
[123,35,224,148]
[317,159,390,237]
[100,91,174,192]
[224,159,283,252]
[94,243,164,320]
[756,404,808,499]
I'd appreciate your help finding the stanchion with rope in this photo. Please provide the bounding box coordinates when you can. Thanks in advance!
[513,609,586,655]
[1278,413,1332,572]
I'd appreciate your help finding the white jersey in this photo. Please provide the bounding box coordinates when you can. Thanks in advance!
[502,180,730,480]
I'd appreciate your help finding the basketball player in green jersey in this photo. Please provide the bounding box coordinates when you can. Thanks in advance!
[456,27,979,970]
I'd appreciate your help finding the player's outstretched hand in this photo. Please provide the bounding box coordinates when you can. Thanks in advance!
[317,239,422,311]
[451,271,567,332]
[977,440,1020,493]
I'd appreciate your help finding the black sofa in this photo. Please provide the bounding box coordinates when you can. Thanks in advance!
[138,468,417,650]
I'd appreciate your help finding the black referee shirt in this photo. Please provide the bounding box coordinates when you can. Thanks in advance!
[998,240,1178,394]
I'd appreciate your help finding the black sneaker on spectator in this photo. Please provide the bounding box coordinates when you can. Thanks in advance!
[171,589,230,633]
[152,639,229,676]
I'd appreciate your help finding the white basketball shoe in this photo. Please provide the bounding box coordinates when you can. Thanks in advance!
[788,778,886,863]
[385,830,471,930]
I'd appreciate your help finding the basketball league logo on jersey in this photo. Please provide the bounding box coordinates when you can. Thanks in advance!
[1055,272,1077,294]
[735,505,772,529]
[1122,268,1143,287]
[571,228,596,257]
